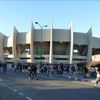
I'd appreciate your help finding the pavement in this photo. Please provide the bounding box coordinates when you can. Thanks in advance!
[0,69,100,100]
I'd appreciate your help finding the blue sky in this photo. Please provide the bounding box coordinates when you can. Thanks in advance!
[0,0,100,37]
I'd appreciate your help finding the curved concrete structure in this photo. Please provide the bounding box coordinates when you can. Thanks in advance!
[1,22,100,64]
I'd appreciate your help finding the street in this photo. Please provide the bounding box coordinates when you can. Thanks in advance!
[0,70,100,100]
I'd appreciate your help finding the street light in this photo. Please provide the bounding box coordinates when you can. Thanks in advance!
[35,22,48,63]
[35,22,47,42]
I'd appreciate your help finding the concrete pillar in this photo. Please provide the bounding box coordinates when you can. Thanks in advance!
[49,20,53,63]
[69,22,74,64]
[0,33,4,63]
[30,22,34,63]
[12,27,18,64]
[87,27,92,62]
[18,46,21,56]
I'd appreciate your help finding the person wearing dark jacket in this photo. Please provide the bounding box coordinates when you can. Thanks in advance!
[28,64,38,80]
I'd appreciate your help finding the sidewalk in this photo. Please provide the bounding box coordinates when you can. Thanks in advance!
[75,77,100,88]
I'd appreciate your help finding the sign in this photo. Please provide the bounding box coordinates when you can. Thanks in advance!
[36,49,44,57]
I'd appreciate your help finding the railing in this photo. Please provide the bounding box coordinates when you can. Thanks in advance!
[19,54,31,58]
[73,55,87,59]
[4,54,13,58]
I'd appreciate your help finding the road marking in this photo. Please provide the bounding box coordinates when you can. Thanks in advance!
[18,92,24,96]
[1,82,4,85]
[26,96,33,100]
[0,79,3,81]
[3,83,6,86]
[8,87,12,89]
[4,84,8,87]
[12,89,17,92]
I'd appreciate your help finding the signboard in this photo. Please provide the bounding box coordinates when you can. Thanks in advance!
[36,49,44,57]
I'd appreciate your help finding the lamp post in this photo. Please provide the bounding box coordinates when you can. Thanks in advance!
[35,22,47,42]
[35,22,47,63]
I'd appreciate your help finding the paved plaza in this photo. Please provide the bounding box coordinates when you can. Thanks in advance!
[0,70,100,100]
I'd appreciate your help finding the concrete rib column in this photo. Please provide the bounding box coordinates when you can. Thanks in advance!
[30,22,34,63]
[0,33,4,63]
[18,46,21,57]
[49,20,53,63]
[69,22,74,64]
[87,27,92,62]
[12,27,18,64]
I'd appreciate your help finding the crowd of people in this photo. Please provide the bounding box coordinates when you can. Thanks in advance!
[0,61,100,87]
[0,62,89,79]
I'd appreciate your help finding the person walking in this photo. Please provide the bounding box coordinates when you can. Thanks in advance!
[94,67,100,87]
[28,64,32,79]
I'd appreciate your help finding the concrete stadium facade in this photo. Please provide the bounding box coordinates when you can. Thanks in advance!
[0,22,100,64]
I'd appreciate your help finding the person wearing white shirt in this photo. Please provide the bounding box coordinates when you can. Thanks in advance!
[94,67,100,87]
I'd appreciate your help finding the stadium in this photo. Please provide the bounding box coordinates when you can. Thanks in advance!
[0,22,100,64]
